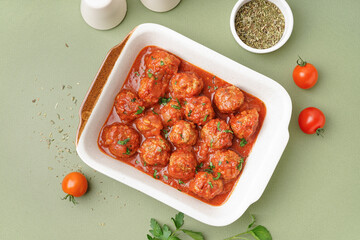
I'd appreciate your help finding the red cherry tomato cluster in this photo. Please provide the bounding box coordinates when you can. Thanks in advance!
[293,56,326,136]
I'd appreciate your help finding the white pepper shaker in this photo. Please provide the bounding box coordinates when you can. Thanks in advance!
[80,0,127,30]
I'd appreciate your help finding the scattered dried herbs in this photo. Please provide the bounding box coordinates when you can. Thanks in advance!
[235,0,285,49]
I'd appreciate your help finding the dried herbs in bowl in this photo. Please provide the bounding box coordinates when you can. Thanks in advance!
[235,0,285,49]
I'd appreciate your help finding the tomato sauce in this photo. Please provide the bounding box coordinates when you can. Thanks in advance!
[98,46,266,206]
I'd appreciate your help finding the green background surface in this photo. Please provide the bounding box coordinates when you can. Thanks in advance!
[1,0,359,239]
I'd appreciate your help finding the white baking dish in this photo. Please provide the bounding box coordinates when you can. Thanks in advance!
[76,23,291,226]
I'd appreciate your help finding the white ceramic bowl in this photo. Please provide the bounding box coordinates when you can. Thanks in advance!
[140,0,181,12]
[80,0,127,30]
[76,23,292,226]
[230,0,294,54]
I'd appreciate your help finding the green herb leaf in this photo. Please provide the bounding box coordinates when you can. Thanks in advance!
[160,60,164,66]
[213,172,221,180]
[250,225,272,240]
[240,138,247,147]
[217,122,221,131]
[208,181,213,188]
[163,175,168,180]
[135,106,145,115]
[171,105,181,110]
[202,103,206,106]
[146,234,154,240]
[218,160,222,166]
[203,114,209,122]
[214,86,218,90]
[176,98,181,108]
[181,229,205,240]
[159,97,172,105]
[157,148,162,152]
[135,71,140,76]
[207,86,211,89]
[152,109,158,115]
[153,170,158,179]
[123,147,131,155]
[162,129,170,139]
[248,214,256,229]
[188,110,192,117]
[151,56,155,60]
[171,212,184,230]
[209,161,215,169]
[162,224,172,239]
[149,218,162,237]
[117,138,130,145]
[131,98,136,102]
[148,72,153,78]
[223,129,234,134]
[237,158,244,171]
[178,179,184,184]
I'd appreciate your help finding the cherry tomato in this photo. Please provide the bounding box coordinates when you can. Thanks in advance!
[62,172,88,204]
[298,107,325,136]
[293,56,318,89]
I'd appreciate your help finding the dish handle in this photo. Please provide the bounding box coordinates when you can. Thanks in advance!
[75,28,136,145]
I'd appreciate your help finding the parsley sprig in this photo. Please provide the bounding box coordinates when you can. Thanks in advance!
[147,212,204,240]
[148,213,272,240]
[223,215,272,240]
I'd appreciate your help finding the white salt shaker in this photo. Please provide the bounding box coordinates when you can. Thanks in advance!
[80,0,127,30]
[140,0,181,12]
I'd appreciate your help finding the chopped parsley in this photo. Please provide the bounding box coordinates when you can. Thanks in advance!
[208,86,211,89]
[157,148,162,152]
[188,110,192,117]
[167,119,172,122]
[175,81,177,85]
[153,170,158,179]
[213,172,221,180]
[237,158,244,171]
[135,106,145,115]
[240,138,247,147]
[123,147,131,155]
[214,86,218,90]
[134,71,140,76]
[209,161,215,169]
[208,181,214,188]
[178,180,184,184]
[160,60,164,66]
[203,114,209,122]
[159,97,172,105]
[176,98,181,107]
[152,109,158,115]
[202,103,206,106]
[210,138,214,148]
[218,160,222,166]
[117,138,130,145]
[151,56,155,60]
[224,129,234,134]
[163,175,168,180]
[217,122,221,131]
[171,105,181,110]
[162,129,170,139]
[131,98,136,102]
[148,72,153,78]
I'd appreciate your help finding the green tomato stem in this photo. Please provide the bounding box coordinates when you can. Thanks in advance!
[296,55,307,67]
[62,194,78,205]
[316,128,325,137]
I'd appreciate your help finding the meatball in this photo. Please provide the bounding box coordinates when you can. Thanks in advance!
[168,150,197,181]
[101,123,141,158]
[114,90,145,123]
[169,72,203,99]
[135,110,163,137]
[212,150,244,181]
[139,136,171,166]
[160,99,183,126]
[214,86,244,113]
[184,96,215,126]
[189,172,224,200]
[169,120,198,147]
[230,109,259,139]
[138,75,167,107]
[201,119,233,150]
[145,50,181,82]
